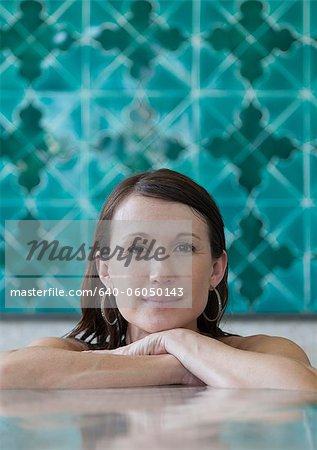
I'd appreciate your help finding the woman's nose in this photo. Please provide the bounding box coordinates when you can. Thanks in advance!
[149,257,174,283]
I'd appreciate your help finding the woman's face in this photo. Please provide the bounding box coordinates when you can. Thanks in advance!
[98,194,227,339]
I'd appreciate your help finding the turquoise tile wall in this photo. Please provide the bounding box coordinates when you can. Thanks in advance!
[0,0,316,314]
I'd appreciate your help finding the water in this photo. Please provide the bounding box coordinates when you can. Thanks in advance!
[1,386,316,450]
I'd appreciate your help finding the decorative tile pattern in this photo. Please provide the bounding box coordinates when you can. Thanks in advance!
[0,0,76,82]
[0,0,316,315]
[204,102,297,192]
[95,0,187,79]
[206,0,296,84]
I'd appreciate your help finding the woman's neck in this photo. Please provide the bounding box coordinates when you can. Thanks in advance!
[126,325,149,345]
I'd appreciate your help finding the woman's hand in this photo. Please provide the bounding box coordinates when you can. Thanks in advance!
[83,329,195,358]
[110,333,204,385]
[83,330,176,357]
[82,329,205,386]
[110,331,168,356]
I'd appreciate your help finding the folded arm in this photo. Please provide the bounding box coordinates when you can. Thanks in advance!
[164,329,317,391]
[111,329,317,392]
[0,338,199,389]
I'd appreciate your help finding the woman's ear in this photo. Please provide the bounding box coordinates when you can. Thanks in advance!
[209,250,228,288]
[95,251,110,287]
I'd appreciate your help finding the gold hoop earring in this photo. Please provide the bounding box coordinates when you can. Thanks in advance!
[101,294,118,326]
[202,288,223,322]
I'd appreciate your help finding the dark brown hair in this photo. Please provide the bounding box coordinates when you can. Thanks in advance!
[64,168,240,349]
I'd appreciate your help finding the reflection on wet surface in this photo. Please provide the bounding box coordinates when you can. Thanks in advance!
[1,386,316,449]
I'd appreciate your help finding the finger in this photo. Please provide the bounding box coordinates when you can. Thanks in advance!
[82,350,109,355]
[109,348,126,355]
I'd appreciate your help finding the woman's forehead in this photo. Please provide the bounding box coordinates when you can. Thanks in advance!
[111,195,209,237]
[113,195,198,220]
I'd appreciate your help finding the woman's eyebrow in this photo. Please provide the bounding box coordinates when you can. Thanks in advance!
[122,232,202,240]
[175,232,201,241]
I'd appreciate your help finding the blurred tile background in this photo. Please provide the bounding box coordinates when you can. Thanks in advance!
[0,0,316,316]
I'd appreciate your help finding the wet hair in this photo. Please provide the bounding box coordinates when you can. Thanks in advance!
[64,168,240,349]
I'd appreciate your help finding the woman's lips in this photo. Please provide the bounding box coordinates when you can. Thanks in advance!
[142,296,183,303]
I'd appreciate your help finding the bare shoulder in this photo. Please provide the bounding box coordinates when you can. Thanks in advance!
[26,336,89,352]
[220,333,272,349]
[219,334,312,367]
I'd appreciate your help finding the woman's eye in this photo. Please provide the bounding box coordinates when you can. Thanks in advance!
[127,243,196,254]
[127,245,147,254]
[175,243,196,253]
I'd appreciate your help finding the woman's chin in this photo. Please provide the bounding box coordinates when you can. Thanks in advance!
[141,319,183,334]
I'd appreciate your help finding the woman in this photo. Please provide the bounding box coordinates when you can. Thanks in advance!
[1,169,316,390]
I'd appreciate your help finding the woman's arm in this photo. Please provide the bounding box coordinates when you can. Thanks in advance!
[164,329,317,391]
[0,344,195,390]
[110,329,317,392]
